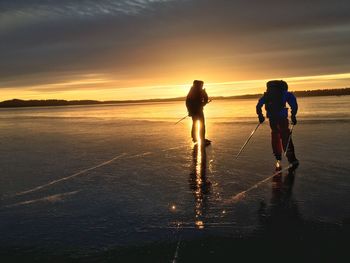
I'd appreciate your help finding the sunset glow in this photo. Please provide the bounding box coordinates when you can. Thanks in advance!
[1,1,349,101]
[1,72,349,101]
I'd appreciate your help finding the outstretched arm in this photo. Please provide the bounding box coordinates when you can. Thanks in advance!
[256,97,265,123]
[202,89,209,105]
[287,92,298,124]
[287,92,298,116]
[256,97,265,116]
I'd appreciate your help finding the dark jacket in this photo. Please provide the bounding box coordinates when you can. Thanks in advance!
[186,88,208,116]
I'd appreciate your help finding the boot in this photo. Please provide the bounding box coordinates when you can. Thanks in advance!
[275,153,282,161]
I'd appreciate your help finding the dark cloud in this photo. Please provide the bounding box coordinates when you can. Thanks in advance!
[0,0,349,93]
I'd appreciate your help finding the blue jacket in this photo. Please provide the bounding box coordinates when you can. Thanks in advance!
[256,91,298,119]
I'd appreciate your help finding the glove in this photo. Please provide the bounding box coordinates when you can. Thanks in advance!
[258,114,265,123]
[291,115,297,125]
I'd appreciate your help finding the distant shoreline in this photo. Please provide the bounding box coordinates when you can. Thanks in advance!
[0,88,349,108]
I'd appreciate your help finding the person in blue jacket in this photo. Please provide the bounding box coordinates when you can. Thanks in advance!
[256,80,299,166]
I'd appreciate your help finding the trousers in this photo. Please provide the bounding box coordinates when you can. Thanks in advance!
[191,112,205,142]
[269,118,296,162]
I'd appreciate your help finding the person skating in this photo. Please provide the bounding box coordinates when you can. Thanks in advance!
[256,80,299,167]
[186,80,211,146]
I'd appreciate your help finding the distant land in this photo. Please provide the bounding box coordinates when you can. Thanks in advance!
[0,88,349,108]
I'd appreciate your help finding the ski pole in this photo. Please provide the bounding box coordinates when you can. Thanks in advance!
[174,115,188,125]
[234,123,261,160]
[284,124,294,157]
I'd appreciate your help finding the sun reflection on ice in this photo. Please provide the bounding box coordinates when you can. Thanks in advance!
[188,120,211,230]
[195,220,204,229]
[170,204,177,212]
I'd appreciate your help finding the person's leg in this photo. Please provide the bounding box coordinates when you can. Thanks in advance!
[286,138,297,163]
[280,118,290,151]
[191,116,197,142]
[199,111,205,141]
[269,118,282,160]
[280,119,297,163]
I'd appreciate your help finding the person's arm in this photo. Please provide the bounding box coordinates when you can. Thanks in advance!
[186,95,192,116]
[256,96,265,123]
[202,89,209,105]
[287,92,298,124]
[287,92,298,116]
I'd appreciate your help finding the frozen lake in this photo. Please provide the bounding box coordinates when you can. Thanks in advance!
[0,96,349,261]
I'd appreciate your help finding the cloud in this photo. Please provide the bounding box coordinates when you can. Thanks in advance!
[0,0,174,20]
[0,0,349,99]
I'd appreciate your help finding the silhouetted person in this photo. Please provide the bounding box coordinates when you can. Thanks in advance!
[186,80,211,145]
[256,80,299,166]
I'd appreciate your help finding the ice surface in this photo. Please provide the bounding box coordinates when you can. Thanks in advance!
[0,97,349,260]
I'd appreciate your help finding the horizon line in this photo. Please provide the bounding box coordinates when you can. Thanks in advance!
[1,87,349,105]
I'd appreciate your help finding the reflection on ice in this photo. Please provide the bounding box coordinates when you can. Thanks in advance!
[189,129,211,229]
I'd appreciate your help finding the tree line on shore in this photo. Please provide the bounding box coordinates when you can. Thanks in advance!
[0,87,349,108]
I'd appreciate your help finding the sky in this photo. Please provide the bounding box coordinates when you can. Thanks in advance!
[0,0,350,100]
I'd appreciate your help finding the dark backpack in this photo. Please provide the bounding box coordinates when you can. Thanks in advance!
[264,80,287,116]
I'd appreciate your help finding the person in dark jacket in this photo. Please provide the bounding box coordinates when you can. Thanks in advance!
[256,80,299,166]
[186,80,211,145]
